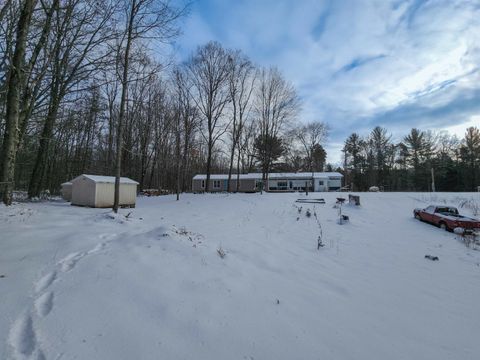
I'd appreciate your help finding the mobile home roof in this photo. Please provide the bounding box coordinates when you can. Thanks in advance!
[192,172,343,180]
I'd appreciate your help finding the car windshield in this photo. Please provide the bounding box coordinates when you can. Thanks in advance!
[436,207,458,215]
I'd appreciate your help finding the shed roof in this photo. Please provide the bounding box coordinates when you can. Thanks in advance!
[72,174,139,185]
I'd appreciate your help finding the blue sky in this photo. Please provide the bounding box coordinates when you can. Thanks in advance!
[174,0,480,164]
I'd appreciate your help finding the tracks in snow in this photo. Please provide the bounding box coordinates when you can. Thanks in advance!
[7,234,114,360]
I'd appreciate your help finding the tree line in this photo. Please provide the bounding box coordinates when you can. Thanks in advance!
[0,0,329,207]
[343,126,480,192]
[3,2,476,209]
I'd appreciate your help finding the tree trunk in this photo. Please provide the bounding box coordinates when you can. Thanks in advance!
[205,135,212,192]
[176,120,181,201]
[236,145,241,192]
[114,0,136,213]
[0,0,37,205]
[227,142,235,192]
[28,94,60,198]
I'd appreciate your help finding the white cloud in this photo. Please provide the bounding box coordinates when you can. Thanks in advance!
[176,0,480,164]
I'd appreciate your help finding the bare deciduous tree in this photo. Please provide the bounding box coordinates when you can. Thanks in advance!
[292,121,329,172]
[0,0,37,205]
[186,41,231,192]
[254,67,300,189]
[226,50,255,192]
[112,0,185,212]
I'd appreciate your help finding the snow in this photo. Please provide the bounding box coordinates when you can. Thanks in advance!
[71,174,139,184]
[1,192,480,360]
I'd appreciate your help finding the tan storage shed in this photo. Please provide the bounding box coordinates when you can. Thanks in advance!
[61,182,73,201]
[71,174,138,208]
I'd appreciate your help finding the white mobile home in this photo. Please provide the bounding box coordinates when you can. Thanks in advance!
[192,172,343,192]
[70,174,138,208]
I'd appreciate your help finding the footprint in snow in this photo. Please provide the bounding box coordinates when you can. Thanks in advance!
[59,252,86,272]
[35,292,54,317]
[35,271,56,294]
[87,242,106,255]
[8,312,44,359]
[98,233,117,240]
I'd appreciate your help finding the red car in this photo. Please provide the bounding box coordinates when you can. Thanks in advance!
[414,205,480,231]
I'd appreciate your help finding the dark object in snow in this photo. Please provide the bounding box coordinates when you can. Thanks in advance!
[296,199,325,204]
[0,275,5,278]
[317,236,324,249]
[296,217,300,221]
[336,198,346,204]
[348,194,360,206]
[276,299,280,305]
[217,247,226,258]
[337,214,349,225]
[297,206,302,213]
[306,209,312,218]
[425,255,439,261]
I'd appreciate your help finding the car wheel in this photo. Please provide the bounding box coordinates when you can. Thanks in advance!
[415,214,421,220]
[439,222,448,231]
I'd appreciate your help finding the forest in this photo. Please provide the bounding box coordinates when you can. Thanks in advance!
[1,0,479,208]
[342,126,480,192]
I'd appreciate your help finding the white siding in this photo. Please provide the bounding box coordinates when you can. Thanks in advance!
[94,183,137,208]
[61,183,72,201]
[71,177,96,206]
[70,175,137,208]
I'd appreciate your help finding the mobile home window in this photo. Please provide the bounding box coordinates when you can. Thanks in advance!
[318,180,324,185]
[213,180,221,189]
[277,181,287,187]
[201,180,205,188]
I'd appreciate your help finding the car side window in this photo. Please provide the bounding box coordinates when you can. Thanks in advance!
[425,206,435,214]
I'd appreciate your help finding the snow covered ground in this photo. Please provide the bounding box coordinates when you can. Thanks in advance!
[1,192,480,360]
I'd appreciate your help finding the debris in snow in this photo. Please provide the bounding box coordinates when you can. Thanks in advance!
[337,215,349,225]
[336,198,349,225]
[313,208,325,250]
[100,212,132,224]
[454,228,479,249]
[174,226,189,236]
[425,255,439,261]
[217,247,226,259]
[276,299,280,305]
[296,199,325,204]
[348,194,361,206]
[0,274,5,278]
[317,236,325,249]
[306,209,312,218]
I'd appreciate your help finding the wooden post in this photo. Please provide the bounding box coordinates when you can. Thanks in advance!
[431,167,435,192]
